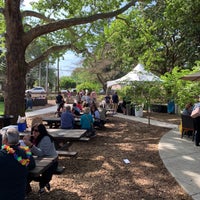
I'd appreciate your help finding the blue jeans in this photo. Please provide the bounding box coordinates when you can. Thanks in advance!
[26,99,33,109]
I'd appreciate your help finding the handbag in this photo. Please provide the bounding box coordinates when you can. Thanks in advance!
[191,107,200,118]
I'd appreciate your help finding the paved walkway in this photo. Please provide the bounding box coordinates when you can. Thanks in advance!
[25,105,57,117]
[115,113,199,200]
[26,107,199,199]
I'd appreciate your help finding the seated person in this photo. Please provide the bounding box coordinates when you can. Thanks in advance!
[80,107,95,137]
[76,101,83,111]
[0,128,35,199]
[60,105,75,129]
[23,123,58,194]
[182,103,193,115]
[72,103,81,116]
[99,104,107,126]
[91,104,102,128]
[182,103,194,138]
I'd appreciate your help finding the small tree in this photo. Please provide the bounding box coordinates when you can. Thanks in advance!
[161,63,200,112]
[118,81,163,125]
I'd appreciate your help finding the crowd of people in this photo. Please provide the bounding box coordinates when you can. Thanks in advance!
[55,90,108,137]
[0,89,122,199]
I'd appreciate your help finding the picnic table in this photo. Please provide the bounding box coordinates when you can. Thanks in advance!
[47,128,85,138]
[29,156,58,177]
[20,128,87,150]
[48,128,88,156]
[42,117,81,128]
[2,125,87,157]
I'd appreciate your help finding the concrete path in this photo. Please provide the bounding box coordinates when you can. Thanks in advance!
[115,113,199,200]
[25,105,57,117]
[159,129,200,200]
[26,108,199,199]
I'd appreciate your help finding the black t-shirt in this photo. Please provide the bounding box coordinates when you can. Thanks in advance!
[56,94,63,104]
[112,94,119,103]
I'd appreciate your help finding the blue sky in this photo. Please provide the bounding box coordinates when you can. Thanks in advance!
[23,0,82,76]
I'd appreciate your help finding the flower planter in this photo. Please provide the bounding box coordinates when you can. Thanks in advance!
[135,106,143,117]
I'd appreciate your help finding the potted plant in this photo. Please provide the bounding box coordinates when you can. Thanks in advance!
[130,81,162,123]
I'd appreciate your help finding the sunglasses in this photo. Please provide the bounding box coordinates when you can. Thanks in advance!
[33,129,39,132]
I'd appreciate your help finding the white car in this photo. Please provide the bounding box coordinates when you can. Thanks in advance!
[26,87,46,94]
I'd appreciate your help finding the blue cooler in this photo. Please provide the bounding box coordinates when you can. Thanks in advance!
[18,122,26,132]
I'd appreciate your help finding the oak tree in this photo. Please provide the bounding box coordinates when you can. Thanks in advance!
[1,0,135,120]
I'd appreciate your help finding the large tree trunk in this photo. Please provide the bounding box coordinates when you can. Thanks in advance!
[4,0,27,121]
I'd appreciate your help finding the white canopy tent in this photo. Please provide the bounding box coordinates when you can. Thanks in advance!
[107,63,161,88]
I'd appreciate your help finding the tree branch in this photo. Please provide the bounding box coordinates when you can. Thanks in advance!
[21,10,55,23]
[116,16,130,26]
[23,0,136,46]
[27,44,86,70]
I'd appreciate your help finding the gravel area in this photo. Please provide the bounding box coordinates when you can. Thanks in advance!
[25,101,192,200]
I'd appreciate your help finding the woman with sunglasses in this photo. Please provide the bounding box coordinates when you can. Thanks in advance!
[23,123,58,194]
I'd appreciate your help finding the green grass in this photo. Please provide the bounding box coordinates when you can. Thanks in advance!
[0,102,4,115]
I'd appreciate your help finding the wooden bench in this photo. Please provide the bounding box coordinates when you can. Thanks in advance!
[56,150,78,157]
[79,137,90,141]
[29,157,58,177]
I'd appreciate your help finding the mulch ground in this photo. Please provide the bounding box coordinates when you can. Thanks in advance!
[26,102,192,200]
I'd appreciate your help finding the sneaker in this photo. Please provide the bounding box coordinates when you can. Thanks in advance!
[45,183,51,191]
[38,188,45,194]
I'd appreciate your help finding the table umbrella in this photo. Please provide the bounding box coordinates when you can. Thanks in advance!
[180,71,200,81]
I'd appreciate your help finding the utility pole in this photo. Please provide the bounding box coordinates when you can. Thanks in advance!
[38,63,41,86]
[57,58,60,92]
[45,62,49,94]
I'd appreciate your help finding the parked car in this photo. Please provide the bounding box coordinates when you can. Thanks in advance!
[25,87,46,94]
[60,89,68,93]
[70,88,77,93]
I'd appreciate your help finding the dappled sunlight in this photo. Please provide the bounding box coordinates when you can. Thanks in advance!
[175,137,186,141]
[27,110,191,199]
[102,161,116,171]
[114,143,135,151]
[146,143,158,151]
[183,171,200,185]
[139,161,156,168]
[182,155,195,161]
[159,142,177,150]
[135,178,154,186]
[95,155,105,161]
[106,122,116,128]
